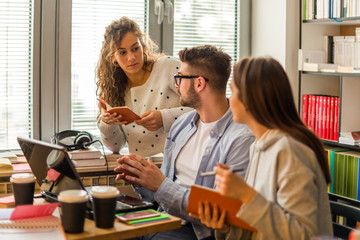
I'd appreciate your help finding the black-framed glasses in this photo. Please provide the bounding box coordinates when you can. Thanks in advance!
[173,74,209,86]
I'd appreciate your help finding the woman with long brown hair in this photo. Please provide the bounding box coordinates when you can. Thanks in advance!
[192,57,333,239]
[96,17,190,157]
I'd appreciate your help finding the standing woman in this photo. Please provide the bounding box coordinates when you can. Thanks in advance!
[96,17,190,157]
[195,57,333,239]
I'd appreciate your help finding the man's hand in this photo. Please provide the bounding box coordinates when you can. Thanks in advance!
[114,153,166,192]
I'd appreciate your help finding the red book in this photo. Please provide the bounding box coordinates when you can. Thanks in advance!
[310,95,316,132]
[329,97,335,140]
[321,96,327,139]
[315,95,320,137]
[318,96,324,138]
[325,96,331,140]
[302,95,309,126]
[307,95,313,128]
[334,97,340,141]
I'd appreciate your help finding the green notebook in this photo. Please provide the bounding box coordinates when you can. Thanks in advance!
[116,209,169,225]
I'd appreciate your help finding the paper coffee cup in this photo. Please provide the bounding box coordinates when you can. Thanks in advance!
[58,189,88,203]
[11,173,36,206]
[90,186,119,198]
[90,186,119,228]
[10,173,36,183]
[59,189,89,234]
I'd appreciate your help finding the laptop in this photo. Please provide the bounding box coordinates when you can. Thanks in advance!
[17,136,153,218]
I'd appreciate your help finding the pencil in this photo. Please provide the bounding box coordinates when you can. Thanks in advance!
[199,167,244,177]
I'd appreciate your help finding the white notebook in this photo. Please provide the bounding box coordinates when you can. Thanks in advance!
[0,211,65,240]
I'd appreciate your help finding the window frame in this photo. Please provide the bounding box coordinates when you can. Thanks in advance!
[4,0,250,147]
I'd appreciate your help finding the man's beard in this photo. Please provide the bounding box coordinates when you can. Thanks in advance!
[179,84,201,109]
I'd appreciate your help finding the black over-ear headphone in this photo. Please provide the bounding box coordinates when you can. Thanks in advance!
[53,130,94,151]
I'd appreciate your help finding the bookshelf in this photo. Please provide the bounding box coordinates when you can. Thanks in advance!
[300,1,360,207]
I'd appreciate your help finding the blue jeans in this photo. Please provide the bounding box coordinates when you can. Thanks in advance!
[128,223,215,240]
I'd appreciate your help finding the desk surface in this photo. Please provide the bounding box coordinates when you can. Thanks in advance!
[67,215,181,240]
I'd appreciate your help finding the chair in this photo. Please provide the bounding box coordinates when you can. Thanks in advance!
[330,200,360,239]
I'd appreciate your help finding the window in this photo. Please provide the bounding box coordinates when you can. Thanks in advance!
[0,0,33,149]
[71,0,147,134]
[173,0,239,96]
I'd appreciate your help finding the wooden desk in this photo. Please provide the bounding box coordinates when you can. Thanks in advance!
[67,215,181,240]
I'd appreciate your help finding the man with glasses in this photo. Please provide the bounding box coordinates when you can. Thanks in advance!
[115,45,254,240]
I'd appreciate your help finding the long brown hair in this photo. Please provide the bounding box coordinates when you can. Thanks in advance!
[233,57,331,184]
[96,16,163,109]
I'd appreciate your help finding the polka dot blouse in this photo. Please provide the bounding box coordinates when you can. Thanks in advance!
[98,56,192,157]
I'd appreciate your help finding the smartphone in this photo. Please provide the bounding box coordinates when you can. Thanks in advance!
[116,210,161,222]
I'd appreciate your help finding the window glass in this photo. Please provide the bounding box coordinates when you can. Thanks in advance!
[0,0,33,149]
[173,0,238,96]
[71,0,147,133]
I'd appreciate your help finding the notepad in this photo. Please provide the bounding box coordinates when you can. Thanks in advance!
[116,209,169,225]
[0,158,13,171]
[0,205,65,240]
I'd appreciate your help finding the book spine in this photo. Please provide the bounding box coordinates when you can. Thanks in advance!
[311,95,317,132]
[325,96,331,140]
[334,97,340,141]
[314,95,319,136]
[329,97,335,140]
[357,155,360,200]
[308,94,313,128]
[318,96,324,138]
[302,94,309,126]
[330,150,335,193]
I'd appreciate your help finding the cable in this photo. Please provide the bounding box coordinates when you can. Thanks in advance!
[84,139,109,186]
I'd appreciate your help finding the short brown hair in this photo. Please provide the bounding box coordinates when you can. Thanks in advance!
[178,45,231,93]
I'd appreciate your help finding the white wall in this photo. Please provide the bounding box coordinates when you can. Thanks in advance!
[252,0,300,106]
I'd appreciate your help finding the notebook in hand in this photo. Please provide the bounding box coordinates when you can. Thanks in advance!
[187,185,257,232]
[17,137,153,218]
[101,99,141,125]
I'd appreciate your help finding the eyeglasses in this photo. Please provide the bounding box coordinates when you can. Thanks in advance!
[173,74,209,86]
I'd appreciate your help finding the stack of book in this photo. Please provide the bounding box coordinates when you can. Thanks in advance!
[302,94,340,141]
[67,147,105,167]
[339,131,360,146]
[326,147,360,201]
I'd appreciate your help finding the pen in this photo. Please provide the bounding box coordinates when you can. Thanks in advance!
[199,167,244,177]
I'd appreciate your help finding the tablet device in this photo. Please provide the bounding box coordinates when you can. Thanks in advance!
[17,137,153,216]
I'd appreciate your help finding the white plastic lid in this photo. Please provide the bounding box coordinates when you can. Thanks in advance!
[10,173,36,183]
[58,189,88,203]
[90,186,119,199]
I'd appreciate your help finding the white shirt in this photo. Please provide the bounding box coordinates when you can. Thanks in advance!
[174,119,217,188]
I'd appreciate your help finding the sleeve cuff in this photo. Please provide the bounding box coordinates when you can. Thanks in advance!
[236,192,269,228]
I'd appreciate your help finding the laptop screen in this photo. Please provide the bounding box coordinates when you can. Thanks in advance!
[17,136,85,194]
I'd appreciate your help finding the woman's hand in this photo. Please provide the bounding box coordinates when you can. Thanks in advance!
[98,98,127,125]
[189,201,229,233]
[215,163,256,203]
[135,110,163,131]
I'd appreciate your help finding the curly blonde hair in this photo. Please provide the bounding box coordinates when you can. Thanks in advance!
[96,16,163,109]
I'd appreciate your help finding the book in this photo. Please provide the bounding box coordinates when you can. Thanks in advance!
[0,158,13,171]
[339,131,360,146]
[102,99,141,125]
[67,146,102,160]
[187,185,257,232]
[103,153,123,162]
[72,157,106,167]
[0,195,15,208]
[0,204,65,239]
[115,209,169,225]
[302,94,309,125]
[107,106,141,125]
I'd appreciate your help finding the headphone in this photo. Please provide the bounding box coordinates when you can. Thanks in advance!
[53,130,95,151]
